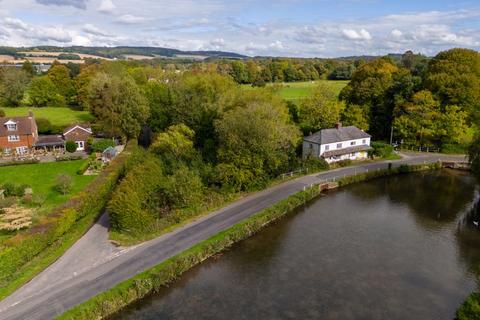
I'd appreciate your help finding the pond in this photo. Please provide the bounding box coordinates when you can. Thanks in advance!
[114,170,480,320]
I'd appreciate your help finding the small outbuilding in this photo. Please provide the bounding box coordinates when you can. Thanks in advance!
[101,146,118,163]
[63,125,92,151]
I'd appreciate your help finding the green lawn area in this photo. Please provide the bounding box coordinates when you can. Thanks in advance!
[2,107,94,128]
[0,160,95,210]
[242,80,349,101]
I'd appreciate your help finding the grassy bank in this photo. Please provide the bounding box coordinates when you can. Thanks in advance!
[57,162,442,320]
[2,107,94,127]
[0,143,138,300]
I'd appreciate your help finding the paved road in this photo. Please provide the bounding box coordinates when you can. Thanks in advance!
[0,153,467,320]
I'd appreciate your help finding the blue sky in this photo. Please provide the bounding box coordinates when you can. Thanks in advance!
[0,0,479,57]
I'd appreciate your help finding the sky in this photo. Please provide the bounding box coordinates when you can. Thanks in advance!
[0,0,479,57]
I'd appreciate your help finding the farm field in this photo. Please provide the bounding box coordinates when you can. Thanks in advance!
[0,160,94,210]
[242,80,349,101]
[2,107,94,128]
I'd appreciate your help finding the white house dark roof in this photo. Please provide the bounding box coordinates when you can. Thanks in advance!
[304,126,371,145]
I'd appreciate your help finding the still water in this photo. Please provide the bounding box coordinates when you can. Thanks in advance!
[115,170,480,320]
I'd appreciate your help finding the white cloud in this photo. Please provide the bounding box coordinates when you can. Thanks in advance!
[115,14,150,24]
[82,23,112,37]
[98,0,115,14]
[3,17,29,31]
[342,28,372,41]
[391,29,402,37]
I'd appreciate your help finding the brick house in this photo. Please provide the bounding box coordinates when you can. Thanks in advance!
[0,113,38,155]
[63,125,92,151]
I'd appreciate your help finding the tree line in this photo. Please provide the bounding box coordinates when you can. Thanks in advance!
[339,48,479,153]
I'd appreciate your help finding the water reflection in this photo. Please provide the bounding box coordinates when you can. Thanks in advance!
[114,171,480,320]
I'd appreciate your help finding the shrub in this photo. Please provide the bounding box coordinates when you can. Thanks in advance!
[65,141,77,153]
[302,156,329,172]
[335,159,352,167]
[0,108,5,117]
[36,118,53,134]
[369,141,394,159]
[457,293,480,320]
[108,156,164,234]
[164,166,204,209]
[90,139,116,153]
[55,174,73,195]
[1,182,30,197]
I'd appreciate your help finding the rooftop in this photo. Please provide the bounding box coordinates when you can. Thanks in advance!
[304,125,371,145]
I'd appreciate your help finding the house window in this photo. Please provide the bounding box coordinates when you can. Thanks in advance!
[362,139,366,144]
[7,135,20,142]
[336,143,342,149]
[351,141,356,146]
[325,145,330,151]
[6,123,17,131]
[16,146,28,155]
[351,153,356,157]
[309,143,313,149]
[3,148,11,155]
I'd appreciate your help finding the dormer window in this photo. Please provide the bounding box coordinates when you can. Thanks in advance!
[5,120,17,131]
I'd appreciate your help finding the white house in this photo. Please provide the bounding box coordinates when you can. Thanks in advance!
[303,123,372,163]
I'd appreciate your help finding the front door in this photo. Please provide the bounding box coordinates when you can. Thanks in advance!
[76,141,85,151]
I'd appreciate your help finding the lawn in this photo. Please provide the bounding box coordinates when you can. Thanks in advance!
[0,160,95,210]
[242,80,349,101]
[2,107,94,128]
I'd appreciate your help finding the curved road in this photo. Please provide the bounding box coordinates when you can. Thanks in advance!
[0,153,467,320]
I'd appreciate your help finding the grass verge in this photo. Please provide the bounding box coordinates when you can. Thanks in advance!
[57,162,442,320]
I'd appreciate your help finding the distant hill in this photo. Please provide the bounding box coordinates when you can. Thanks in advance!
[0,46,248,62]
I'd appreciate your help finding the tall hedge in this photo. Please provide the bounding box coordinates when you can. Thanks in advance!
[108,157,164,234]
[0,141,138,298]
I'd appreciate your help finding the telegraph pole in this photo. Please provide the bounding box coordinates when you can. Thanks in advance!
[390,125,394,145]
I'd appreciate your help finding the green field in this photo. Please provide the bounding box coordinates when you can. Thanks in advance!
[242,80,349,101]
[0,160,95,209]
[2,107,94,128]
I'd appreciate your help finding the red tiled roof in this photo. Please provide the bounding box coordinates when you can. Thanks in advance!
[0,116,36,136]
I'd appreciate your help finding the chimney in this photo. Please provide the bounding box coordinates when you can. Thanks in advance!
[28,111,34,119]
[335,122,342,130]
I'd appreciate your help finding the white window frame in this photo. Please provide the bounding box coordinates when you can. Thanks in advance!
[3,148,12,155]
[16,146,28,155]
[362,139,366,144]
[7,135,20,142]
[75,141,85,151]
[351,141,356,146]
[6,124,17,131]
[325,145,330,151]
[336,143,342,149]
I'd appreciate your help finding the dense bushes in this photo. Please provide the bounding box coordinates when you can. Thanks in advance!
[1,182,31,197]
[369,141,394,159]
[108,157,163,234]
[457,293,480,320]
[0,141,138,299]
[90,139,116,153]
[65,140,77,153]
